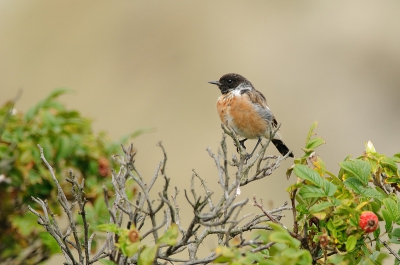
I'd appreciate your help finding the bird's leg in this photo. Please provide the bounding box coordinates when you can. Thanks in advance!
[245,138,262,160]
[239,138,247,150]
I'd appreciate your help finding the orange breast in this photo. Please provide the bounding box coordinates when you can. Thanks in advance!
[216,93,269,139]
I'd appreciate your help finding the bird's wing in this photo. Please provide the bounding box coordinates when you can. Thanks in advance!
[243,89,282,140]
[244,89,278,128]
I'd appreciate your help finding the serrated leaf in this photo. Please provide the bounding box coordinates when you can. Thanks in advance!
[343,178,387,199]
[346,235,357,252]
[157,223,179,246]
[362,187,387,199]
[339,160,371,185]
[343,177,364,194]
[298,185,326,199]
[383,198,398,221]
[294,165,337,196]
[138,245,158,265]
[382,209,393,232]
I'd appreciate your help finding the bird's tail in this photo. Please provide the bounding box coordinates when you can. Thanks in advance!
[272,139,294,157]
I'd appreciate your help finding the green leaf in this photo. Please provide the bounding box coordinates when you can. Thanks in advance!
[311,212,327,220]
[24,105,38,122]
[362,187,387,199]
[138,245,158,265]
[388,228,400,244]
[369,251,388,264]
[309,201,333,214]
[298,185,326,199]
[99,259,117,265]
[346,235,357,252]
[343,177,364,194]
[305,137,326,150]
[39,232,62,254]
[383,198,399,221]
[13,213,39,236]
[294,165,337,196]
[245,252,264,262]
[392,153,400,163]
[344,178,387,199]
[268,222,300,249]
[44,87,72,102]
[381,157,399,176]
[157,223,179,246]
[55,134,71,161]
[373,227,381,240]
[267,222,287,233]
[42,111,57,127]
[382,209,393,232]
[38,137,53,161]
[305,121,319,144]
[339,160,371,185]
[97,223,120,234]
[270,231,300,249]
[122,242,141,257]
[214,246,236,263]
[328,254,345,264]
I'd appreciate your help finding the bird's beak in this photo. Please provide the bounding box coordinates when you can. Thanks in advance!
[208,80,221,86]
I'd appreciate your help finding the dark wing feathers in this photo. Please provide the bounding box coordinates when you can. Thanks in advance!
[244,89,278,128]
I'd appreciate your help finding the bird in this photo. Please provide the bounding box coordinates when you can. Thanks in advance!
[209,73,294,159]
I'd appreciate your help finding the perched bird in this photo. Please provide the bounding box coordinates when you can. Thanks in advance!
[209,73,293,158]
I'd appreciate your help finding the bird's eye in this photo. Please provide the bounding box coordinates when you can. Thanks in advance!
[227,79,233,84]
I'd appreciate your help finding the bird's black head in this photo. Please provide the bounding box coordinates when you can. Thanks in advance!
[209,73,252,94]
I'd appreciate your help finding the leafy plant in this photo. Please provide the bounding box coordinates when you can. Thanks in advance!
[0,89,144,263]
[3,89,400,265]
[286,121,399,264]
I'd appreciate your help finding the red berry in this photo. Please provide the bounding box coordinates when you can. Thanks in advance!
[359,211,379,233]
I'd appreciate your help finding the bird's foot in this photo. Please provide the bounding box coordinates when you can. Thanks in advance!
[244,153,252,163]
[236,139,247,152]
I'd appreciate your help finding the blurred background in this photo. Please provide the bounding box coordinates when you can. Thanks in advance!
[1,1,400,263]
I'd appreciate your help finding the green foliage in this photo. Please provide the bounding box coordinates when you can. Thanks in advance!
[3,91,400,265]
[213,121,399,265]
[0,89,145,261]
[287,121,398,264]
[97,222,179,263]
[213,223,312,265]
[157,223,180,246]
